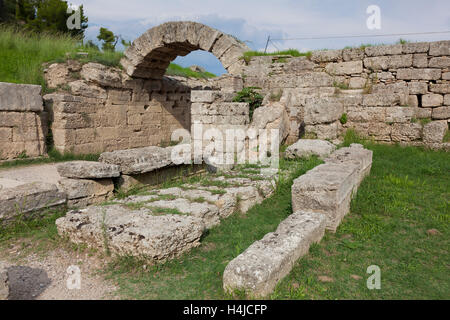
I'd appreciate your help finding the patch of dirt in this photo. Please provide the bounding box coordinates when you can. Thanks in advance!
[1,247,118,300]
[318,275,335,283]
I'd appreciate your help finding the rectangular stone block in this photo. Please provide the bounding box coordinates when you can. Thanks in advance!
[391,123,423,142]
[413,54,428,68]
[363,55,412,70]
[325,61,363,75]
[422,94,444,107]
[292,162,359,231]
[402,42,429,54]
[304,97,344,124]
[396,68,441,80]
[57,178,114,206]
[191,90,221,103]
[0,82,43,112]
[223,211,326,297]
[362,93,403,107]
[428,57,450,68]
[365,44,402,56]
[429,84,450,94]
[432,107,450,120]
[0,182,67,223]
[385,107,414,123]
[429,40,450,56]
[408,82,428,95]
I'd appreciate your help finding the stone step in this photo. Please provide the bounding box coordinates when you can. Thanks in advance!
[56,161,120,179]
[223,211,326,297]
[56,205,205,261]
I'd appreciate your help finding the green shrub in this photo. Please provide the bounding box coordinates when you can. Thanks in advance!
[340,113,348,125]
[233,87,264,120]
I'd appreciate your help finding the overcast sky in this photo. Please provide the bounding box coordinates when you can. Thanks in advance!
[71,0,450,75]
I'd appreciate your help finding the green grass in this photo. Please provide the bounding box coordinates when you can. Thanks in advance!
[165,63,216,79]
[271,140,449,300]
[0,25,123,90]
[243,49,312,58]
[0,148,100,170]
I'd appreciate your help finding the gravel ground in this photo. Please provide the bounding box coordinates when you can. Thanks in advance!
[1,246,118,300]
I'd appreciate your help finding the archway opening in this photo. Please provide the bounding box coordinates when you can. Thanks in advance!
[167,50,227,78]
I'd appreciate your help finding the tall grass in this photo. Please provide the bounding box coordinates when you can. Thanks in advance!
[0,25,123,89]
[166,63,216,79]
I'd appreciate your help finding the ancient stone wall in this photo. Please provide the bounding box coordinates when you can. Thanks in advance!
[43,62,209,155]
[0,82,48,160]
[241,40,450,147]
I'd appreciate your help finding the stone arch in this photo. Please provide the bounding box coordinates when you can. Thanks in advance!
[121,21,250,79]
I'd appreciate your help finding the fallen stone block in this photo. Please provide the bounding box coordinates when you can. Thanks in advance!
[325,144,373,185]
[99,146,173,175]
[292,162,359,232]
[57,178,114,207]
[57,161,121,179]
[0,261,8,300]
[223,211,326,297]
[285,139,336,159]
[0,182,67,223]
[56,205,205,261]
[423,121,448,144]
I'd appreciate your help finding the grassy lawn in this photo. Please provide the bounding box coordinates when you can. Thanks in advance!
[271,142,449,300]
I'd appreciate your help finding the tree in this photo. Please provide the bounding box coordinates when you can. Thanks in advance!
[97,27,118,51]
[0,0,88,38]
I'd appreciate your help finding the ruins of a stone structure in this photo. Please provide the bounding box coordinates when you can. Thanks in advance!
[0,21,448,299]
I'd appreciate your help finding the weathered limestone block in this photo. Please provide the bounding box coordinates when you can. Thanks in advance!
[250,102,290,143]
[429,40,450,56]
[284,57,316,73]
[304,97,344,124]
[413,54,428,68]
[362,93,404,107]
[44,63,70,89]
[68,80,107,99]
[413,107,432,119]
[428,57,450,68]
[56,205,205,261]
[0,82,43,112]
[385,107,414,123]
[348,77,367,89]
[296,72,333,88]
[285,139,336,160]
[408,82,428,95]
[311,49,342,63]
[343,48,365,61]
[325,61,363,75]
[0,261,8,300]
[423,121,448,143]
[346,107,386,123]
[81,62,122,87]
[422,94,444,107]
[324,144,373,185]
[292,162,360,231]
[99,146,173,175]
[432,107,450,120]
[191,90,220,103]
[443,72,450,80]
[429,84,450,94]
[57,161,120,179]
[57,178,114,207]
[402,42,429,54]
[444,94,450,106]
[223,211,326,297]
[365,44,402,56]
[396,69,441,80]
[363,55,412,70]
[391,123,423,142]
[408,95,419,108]
[305,122,339,140]
[0,182,66,222]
